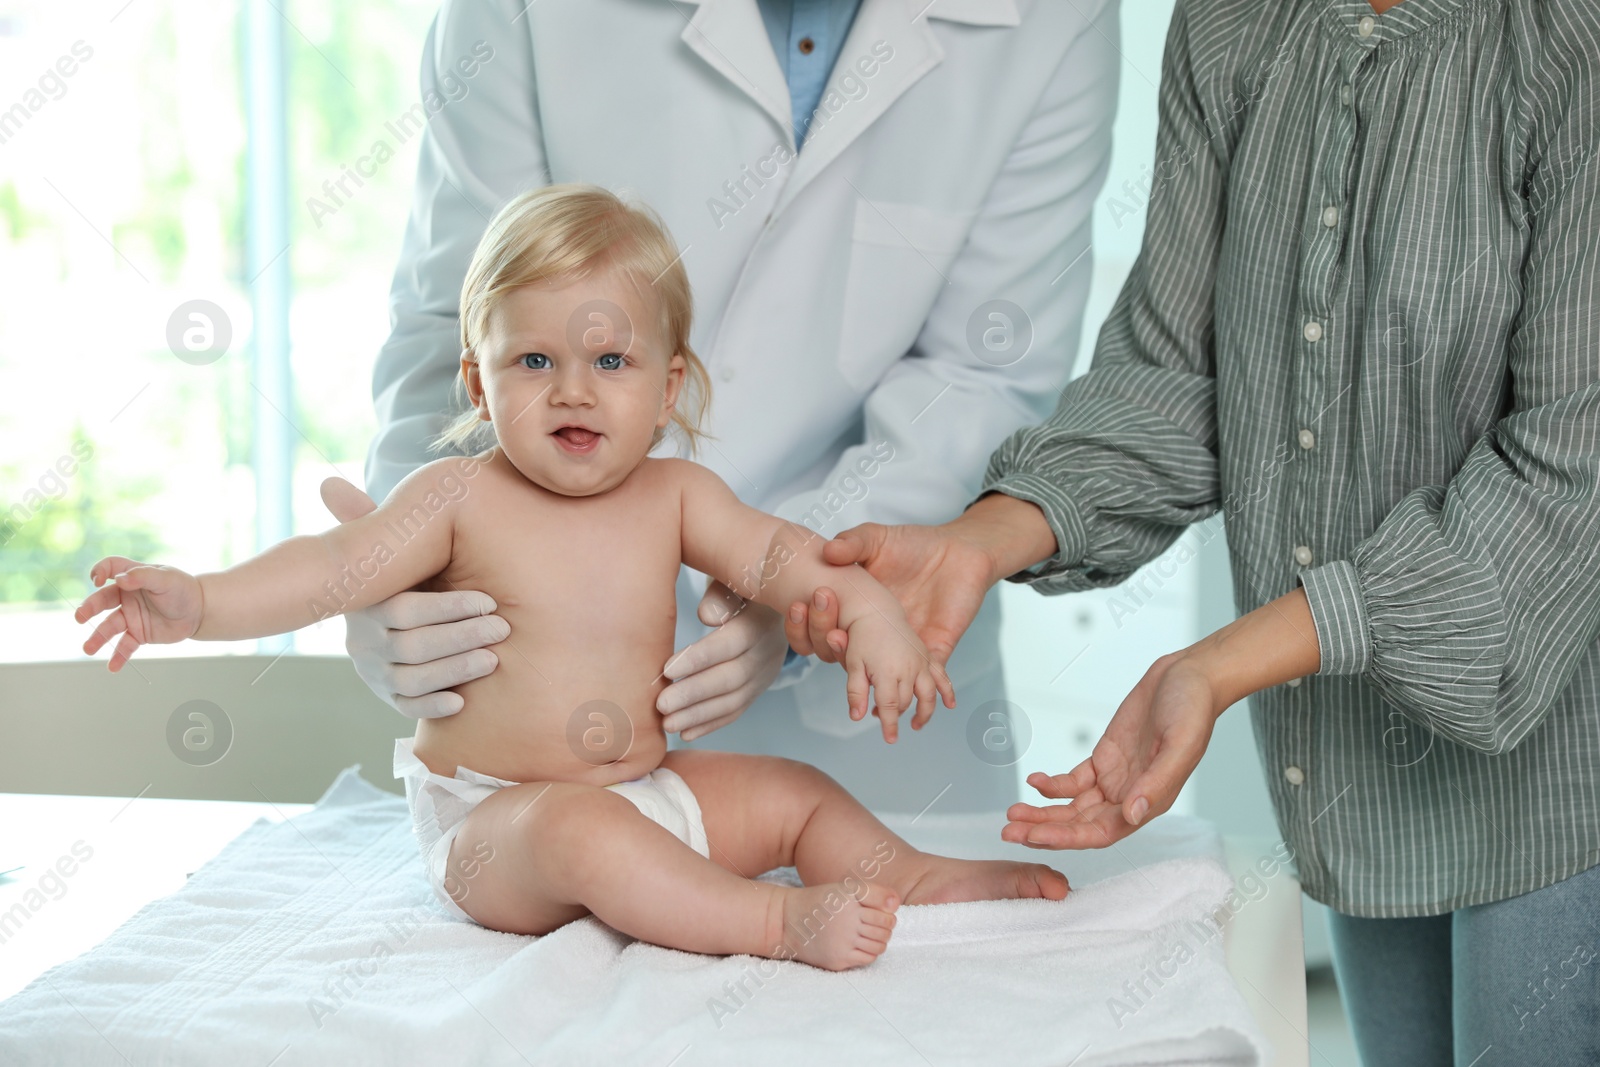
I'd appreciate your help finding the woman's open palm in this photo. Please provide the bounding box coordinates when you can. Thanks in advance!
[1002,652,1219,850]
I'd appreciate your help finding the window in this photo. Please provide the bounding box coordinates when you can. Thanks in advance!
[0,0,437,662]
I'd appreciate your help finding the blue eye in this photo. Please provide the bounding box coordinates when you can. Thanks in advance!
[595,353,625,371]
[521,353,550,370]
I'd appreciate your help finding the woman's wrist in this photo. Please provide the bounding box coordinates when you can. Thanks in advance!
[1178,587,1322,715]
[948,492,1059,587]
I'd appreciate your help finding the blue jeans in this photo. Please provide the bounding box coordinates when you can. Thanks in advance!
[1327,861,1600,1067]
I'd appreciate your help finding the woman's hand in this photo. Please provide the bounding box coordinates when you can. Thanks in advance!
[783,494,1056,667]
[658,581,788,741]
[1003,588,1322,850]
[1003,652,1220,848]
[76,556,204,671]
[322,477,509,719]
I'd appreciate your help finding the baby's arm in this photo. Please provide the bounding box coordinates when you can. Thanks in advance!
[675,460,954,741]
[76,457,476,670]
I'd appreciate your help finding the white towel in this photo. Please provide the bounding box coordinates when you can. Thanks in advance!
[0,767,1267,1066]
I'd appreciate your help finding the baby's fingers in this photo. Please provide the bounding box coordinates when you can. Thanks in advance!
[846,657,870,722]
[911,671,936,731]
[83,607,128,658]
[108,566,161,592]
[875,688,902,744]
[89,556,143,587]
[75,584,123,625]
[108,631,143,673]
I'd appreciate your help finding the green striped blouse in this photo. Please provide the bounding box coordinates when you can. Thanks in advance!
[982,0,1600,917]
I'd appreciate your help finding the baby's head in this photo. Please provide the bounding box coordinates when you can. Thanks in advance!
[434,183,710,496]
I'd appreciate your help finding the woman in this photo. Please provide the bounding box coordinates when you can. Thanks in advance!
[787,0,1599,1062]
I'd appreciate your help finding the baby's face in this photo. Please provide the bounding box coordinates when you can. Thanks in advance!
[466,265,686,497]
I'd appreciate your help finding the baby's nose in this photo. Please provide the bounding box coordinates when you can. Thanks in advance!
[550,364,598,403]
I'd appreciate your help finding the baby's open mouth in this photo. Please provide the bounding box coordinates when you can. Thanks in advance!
[553,425,601,451]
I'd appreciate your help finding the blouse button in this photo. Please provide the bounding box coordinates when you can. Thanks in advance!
[798,36,816,55]
[1303,320,1324,343]
[1358,15,1375,37]
[1294,545,1314,567]
[1322,206,1340,228]
[1287,677,1304,688]
[1284,765,1307,786]
[1341,84,1353,106]
[1298,429,1316,450]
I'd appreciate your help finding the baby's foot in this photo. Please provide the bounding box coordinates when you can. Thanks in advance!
[773,881,899,971]
[898,855,1069,906]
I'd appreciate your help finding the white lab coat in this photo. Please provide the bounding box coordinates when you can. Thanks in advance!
[366,0,1119,811]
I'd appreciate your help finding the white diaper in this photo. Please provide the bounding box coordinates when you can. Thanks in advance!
[393,737,710,923]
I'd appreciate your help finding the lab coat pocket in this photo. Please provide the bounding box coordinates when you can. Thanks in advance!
[837,198,975,391]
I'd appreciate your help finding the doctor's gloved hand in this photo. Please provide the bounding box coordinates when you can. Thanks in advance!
[321,477,509,719]
[658,580,787,741]
[1003,652,1220,850]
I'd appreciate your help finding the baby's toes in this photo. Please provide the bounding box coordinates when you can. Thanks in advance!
[1027,863,1071,901]
[853,938,889,964]
[853,880,900,915]
[857,929,891,952]
[846,942,887,967]
[857,904,896,943]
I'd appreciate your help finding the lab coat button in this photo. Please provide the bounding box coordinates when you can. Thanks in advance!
[1294,545,1314,567]
[1303,320,1323,343]
[1284,765,1306,786]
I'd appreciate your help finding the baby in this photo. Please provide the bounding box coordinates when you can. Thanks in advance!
[75,184,1067,970]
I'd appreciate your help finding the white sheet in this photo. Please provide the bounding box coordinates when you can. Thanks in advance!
[0,767,1267,1066]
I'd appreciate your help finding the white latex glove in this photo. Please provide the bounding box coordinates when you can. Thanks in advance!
[321,477,509,719]
[658,580,787,741]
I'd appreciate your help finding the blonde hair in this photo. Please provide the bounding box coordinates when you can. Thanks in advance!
[431,183,711,455]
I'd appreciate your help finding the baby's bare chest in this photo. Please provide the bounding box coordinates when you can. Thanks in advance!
[438,479,684,641]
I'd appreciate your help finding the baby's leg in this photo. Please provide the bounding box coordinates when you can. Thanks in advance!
[443,780,896,970]
[664,750,1070,906]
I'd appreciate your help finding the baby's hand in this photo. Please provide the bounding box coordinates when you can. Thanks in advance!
[842,613,956,743]
[74,556,204,672]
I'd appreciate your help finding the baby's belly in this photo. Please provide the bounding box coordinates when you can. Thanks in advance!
[410,636,672,786]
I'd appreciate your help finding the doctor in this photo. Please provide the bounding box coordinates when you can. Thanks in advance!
[320,0,1120,812]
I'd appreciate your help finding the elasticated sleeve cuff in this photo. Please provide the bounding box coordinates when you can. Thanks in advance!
[974,472,1090,587]
[1299,559,1374,677]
